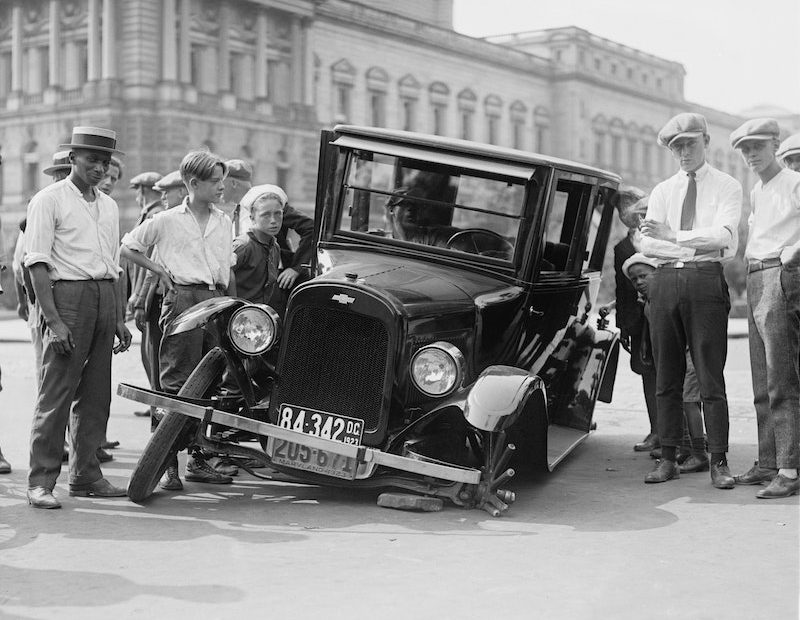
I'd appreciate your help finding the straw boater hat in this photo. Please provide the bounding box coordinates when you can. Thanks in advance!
[42,150,72,177]
[58,126,124,155]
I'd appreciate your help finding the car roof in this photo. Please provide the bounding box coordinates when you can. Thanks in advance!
[334,125,621,184]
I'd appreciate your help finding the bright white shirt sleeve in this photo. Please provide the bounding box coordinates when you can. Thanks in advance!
[121,216,159,254]
[674,176,741,252]
[23,192,57,271]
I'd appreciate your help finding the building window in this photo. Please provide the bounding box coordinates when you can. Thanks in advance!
[191,44,202,89]
[627,138,637,170]
[534,106,550,153]
[484,94,503,145]
[428,81,450,136]
[578,49,586,65]
[656,77,663,89]
[460,109,473,140]
[554,49,562,62]
[610,63,617,75]
[642,142,652,175]
[77,40,88,86]
[0,52,11,98]
[594,58,601,70]
[510,100,527,150]
[23,145,39,198]
[594,134,605,165]
[369,90,385,127]
[626,67,633,79]
[335,83,352,122]
[432,104,446,135]
[611,135,621,164]
[401,97,416,131]
[642,73,649,85]
[331,58,357,122]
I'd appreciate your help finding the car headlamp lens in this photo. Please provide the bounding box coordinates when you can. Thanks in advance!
[227,305,280,356]
[410,342,465,397]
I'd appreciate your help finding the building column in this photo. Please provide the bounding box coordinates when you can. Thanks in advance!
[302,18,314,106]
[290,16,302,103]
[218,1,230,92]
[179,0,191,84]
[254,9,268,99]
[48,0,61,87]
[101,0,117,79]
[87,0,101,81]
[10,2,23,92]
[161,0,178,81]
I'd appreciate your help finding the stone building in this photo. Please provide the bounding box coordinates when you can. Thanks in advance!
[0,0,797,304]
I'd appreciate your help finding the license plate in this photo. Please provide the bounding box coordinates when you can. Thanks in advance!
[271,404,364,480]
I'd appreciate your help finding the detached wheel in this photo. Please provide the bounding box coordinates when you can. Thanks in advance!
[127,347,227,501]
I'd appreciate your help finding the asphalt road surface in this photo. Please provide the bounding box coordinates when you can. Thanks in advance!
[0,335,797,620]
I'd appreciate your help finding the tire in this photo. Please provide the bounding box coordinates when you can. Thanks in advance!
[127,347,227,501]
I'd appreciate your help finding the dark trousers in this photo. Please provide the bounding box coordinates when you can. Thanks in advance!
[144,293,163,391]
[28,280,116,490]
[641,369,658,435]
[648,264,730,453]
[158,285,222,394]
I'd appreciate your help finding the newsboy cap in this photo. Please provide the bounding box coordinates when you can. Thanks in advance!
[59,126,124,155]
[153,170,184,192]
[777,132,800,161]
[129,171,162,189]
[42,150,72,177]
[224,159,253,181]
[657,113,708,148]
[730,118,780,149]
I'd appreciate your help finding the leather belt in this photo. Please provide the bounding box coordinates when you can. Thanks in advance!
[659,261,722,271]
[746,257,782,274]
[175,283,226,291]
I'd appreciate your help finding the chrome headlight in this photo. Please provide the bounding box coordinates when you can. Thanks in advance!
[227,304,281,356]
[410,342,466,397]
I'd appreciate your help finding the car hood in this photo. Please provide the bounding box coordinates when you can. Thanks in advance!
[315,249,522,317]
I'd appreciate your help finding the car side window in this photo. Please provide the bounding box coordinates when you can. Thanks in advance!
[542,178,593,273]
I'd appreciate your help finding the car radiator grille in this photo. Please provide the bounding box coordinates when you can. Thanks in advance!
[276,306,389,432]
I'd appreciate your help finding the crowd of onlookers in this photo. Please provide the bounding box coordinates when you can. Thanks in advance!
[0,127,312,508]
[0,113,798,508]
[607,114,800,498]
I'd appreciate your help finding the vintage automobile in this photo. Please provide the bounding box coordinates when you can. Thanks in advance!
[120,125,621,516]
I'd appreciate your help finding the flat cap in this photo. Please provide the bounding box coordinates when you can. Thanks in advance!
[657,113,708,148]
[153,170,184,192]
[224,159,253,181]
[622,252,660,279]
[730,118,780,149]
[777,132,800,161]
[129,171,162,189]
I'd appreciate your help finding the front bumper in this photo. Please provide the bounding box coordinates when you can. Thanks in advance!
[118,383,481,485]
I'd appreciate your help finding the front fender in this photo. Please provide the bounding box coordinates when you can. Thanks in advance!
[463,366,545,432]
[166,296,248,337]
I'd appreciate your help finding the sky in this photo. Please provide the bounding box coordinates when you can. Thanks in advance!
[453,0,800,116]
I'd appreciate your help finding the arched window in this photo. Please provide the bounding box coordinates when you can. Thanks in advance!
[429,82,450,136]
[457,88,477,140]
[366,67,389,127]
[331,58,356,123]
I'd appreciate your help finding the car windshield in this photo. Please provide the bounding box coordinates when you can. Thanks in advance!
[337,150,527,262]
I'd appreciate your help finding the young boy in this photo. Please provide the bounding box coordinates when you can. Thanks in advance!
[232,184,284,304]
[777,133,800,172]
[121,149,236,488]
[622,253,709,481]
[730,118,800,498]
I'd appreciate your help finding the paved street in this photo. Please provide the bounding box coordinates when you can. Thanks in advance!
[0,328,797,620]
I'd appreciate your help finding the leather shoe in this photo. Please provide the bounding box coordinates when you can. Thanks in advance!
[679,454,709,473]
[69,478,127,497]
[208,456,239,477]
[27,486,61,509]
[160,466,183,491]
[645,459,680,483]
[185,456,233,484]
[100,440,120,449]
[710,461,735,489]
[634,433,659,452]
[0,451,11,474]
[96,447,113,463]
[756,474,800,499]
[735,460,778,485]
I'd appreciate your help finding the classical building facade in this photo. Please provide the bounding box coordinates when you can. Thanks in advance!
[1,0,797,300]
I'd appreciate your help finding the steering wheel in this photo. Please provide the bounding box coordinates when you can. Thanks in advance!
[446,229,514,260]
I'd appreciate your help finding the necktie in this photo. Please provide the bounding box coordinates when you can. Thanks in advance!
[680,171,696,230]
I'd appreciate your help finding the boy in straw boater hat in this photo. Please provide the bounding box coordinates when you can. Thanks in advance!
[23,127,132,508]
[730,118,800,498]
[777,132,800,173]
[42,150,72,182]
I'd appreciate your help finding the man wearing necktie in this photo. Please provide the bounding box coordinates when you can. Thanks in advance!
[639,112,743,488]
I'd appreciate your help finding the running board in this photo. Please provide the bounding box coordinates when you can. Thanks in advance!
[547,425,590,471]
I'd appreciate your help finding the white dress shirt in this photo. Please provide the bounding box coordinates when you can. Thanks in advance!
[641,162,742,263]
[745,168,800,261]
[121,198,234,288]
[24,179,121,280]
